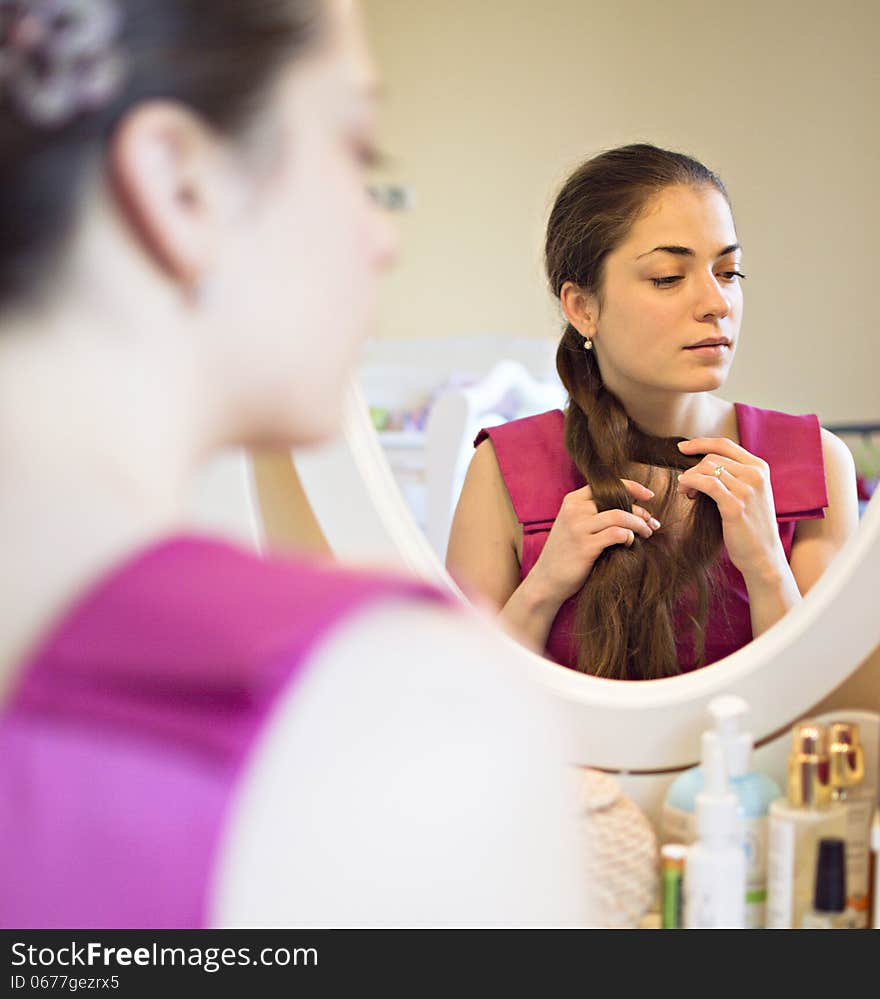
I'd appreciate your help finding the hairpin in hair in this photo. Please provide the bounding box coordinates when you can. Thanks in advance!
[0,0,125,128]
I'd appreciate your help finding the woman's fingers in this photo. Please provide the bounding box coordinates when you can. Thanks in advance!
[677,436,767,470]
[675,471,743,519]
[590,508,654,539]
[569,482,658,527]
[693,454,764,491]
[632,504,661,529]
[592,525,636,550]
[621,478,656,502]
[574,479,655,502]
[679,459,752,501]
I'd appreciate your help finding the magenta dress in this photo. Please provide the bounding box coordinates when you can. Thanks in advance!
[475,403,828,671]
[0,534,445,928]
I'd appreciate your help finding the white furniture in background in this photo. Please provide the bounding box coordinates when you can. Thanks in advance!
[358,334,562,542]
[374,430,428,532]
[424,359,567,560]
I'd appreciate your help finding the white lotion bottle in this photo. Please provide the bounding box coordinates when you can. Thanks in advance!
[684,731,746,929]
[661,695,781,927]
[766,721,846,929]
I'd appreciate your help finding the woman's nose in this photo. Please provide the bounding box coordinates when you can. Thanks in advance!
[696,275,730,321]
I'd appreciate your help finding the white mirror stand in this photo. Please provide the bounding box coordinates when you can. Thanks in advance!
[286,380,880,772]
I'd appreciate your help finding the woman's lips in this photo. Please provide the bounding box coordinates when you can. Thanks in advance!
[684,342,730,356]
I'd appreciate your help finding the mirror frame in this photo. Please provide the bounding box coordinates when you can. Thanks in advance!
[292,380,880,771]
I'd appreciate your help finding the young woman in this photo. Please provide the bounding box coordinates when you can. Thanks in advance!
[446,144,858,680]
[0,1,588,927]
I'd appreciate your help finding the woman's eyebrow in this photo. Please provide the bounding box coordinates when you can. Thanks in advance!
[635,242,742,260]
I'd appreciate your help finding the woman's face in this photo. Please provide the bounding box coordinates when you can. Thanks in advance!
[213,0,396,447]
[590,183,743,401]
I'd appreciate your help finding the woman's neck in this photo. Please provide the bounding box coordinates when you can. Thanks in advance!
[0,313,210,690]
[605,380,736,442]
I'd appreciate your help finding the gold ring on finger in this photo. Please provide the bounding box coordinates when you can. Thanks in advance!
[712,464,725,479]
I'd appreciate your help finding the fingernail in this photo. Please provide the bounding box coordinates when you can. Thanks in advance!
[677,441,687,449]
[645,488,655,497]
[649,517,661,530]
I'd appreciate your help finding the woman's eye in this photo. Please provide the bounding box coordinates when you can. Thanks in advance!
[718,270,746,282]
[651,276,683,287]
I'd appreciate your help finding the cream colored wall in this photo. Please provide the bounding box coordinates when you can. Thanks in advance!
[365,0,879,423]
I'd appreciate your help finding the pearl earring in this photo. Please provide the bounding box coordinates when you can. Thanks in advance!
[583,337,593,351]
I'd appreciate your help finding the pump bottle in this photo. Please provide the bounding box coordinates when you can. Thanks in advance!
[661,695,780,927]
[684,731,746,929]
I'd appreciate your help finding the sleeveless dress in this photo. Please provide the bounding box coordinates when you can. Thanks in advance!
[0,533,445,928]
[475,403,827,671]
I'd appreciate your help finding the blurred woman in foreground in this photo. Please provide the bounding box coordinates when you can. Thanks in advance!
[0,0,587,928]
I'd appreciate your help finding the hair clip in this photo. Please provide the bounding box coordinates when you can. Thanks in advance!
[0,0,125,128]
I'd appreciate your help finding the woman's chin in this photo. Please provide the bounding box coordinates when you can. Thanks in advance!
[678,368,728,393]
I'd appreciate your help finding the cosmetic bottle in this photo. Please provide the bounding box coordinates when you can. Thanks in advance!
[661,843,686,929]
[828,722,871,927]
[801,838,855,928]
[870,811,879,930]
[684,731,746,929]
[661,695,780,927]
[765,721,846,929]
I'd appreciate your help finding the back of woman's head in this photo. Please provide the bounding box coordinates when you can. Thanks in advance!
[0,0,324,310]
[545,144,728,679]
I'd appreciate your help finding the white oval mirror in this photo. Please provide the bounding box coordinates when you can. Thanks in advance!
[287,381,880,771]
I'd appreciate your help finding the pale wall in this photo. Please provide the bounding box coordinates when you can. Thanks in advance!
[364,0,879,423]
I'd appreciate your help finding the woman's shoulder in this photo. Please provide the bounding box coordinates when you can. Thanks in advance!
[470,409,582,523]
[473,408,564,451]
[10,532,448,714]
[733,402,828,520]
[731,406,852,480]
[472,408,572,487]
[126,534,449,666]
[733,400,820,437]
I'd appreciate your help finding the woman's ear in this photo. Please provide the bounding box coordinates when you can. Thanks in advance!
[108,101,228,293]
[560,281,599,340]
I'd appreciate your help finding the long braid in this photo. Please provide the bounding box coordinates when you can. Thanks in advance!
[557,323,723,678]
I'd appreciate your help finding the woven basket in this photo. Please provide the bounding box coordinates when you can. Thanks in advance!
[578,768,659,928]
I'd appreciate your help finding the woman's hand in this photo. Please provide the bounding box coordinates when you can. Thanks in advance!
[528,479,659,606]
[676,437,787,582]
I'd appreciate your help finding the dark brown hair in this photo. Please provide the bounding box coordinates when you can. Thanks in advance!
[0,0,325,309]
[546,143,730,680]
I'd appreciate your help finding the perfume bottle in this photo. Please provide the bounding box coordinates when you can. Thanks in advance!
[828,722,871,927]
